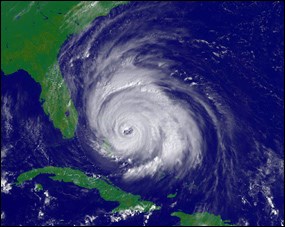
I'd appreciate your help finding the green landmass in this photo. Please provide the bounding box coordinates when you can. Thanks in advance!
[35,183,43,191]
[1,1,128,138]
[16,166,160,213]
[102,139,113,157]
[171,211,233,226]
[167,192,177,199]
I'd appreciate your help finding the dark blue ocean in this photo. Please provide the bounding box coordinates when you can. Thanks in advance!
[1,2,284,226]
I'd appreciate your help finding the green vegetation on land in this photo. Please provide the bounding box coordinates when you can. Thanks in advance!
[171,211,233,226]
[35,183,43,191]
[167,192,177,198]
[16,166,159,213]
[1,1,128,138]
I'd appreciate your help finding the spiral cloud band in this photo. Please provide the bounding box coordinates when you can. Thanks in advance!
[59,2,235,180]
[87,63,204,179]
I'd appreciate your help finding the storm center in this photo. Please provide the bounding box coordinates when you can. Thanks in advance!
[123,127,133,135]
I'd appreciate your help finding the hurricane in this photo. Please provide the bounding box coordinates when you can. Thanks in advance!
[1,1,283,226]
[86,57,207,180]
[59,2,238,183]
[58,1,283,212]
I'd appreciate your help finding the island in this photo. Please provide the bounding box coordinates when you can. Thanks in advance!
[167,192,177,199]
[171,211,233,226]
[34,183,43,191]
[16,166,159,213]
[16,166,234,225]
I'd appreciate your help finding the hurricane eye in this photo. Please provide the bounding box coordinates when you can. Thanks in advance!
[123,127,133,135]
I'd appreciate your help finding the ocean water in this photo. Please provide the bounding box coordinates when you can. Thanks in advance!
[1,2,284,226]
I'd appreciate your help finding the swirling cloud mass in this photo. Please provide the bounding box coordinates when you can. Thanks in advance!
[59,2,236,181]
[58,2,283,199]
[87,62,205,179]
